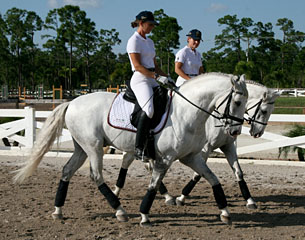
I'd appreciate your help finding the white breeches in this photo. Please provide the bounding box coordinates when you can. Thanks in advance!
[130,71,159,118]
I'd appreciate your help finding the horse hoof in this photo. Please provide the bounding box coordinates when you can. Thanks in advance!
[116,214,129,222]
[247,203,258,210]
[165,198,176,206]
[140,220,152,227]
[52,213,63,220]
[175,198,185,206]
[220,215,232,225]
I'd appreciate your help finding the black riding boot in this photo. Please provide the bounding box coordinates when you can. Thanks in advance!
[134,111,151,162]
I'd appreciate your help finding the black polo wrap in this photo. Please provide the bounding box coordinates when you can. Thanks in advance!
[212,183,227,209]
[55,180,69,207]
[238,180,252,200]
[140,189,157,214]
[98,183,121,209]
[116,168,128,189]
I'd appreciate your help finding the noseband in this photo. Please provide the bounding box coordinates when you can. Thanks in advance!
[244,99,275,126]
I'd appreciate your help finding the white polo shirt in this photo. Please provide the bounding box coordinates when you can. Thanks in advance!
[126,31,156,71]
[175,45,202,75]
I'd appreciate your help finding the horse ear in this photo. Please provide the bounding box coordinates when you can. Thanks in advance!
[240,74,246,82]
[263,91,268,101]
[230,75,238,86]
[273,90,281,97]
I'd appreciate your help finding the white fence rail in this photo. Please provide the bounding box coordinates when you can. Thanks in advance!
[0,108,304,157]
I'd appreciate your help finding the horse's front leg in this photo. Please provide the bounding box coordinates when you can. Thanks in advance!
[180,153,231,225]
[112,152,134,197]
[220,142,257,209]
[139,159,171,227]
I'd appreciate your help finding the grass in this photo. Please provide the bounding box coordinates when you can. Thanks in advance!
[273,97,305,114]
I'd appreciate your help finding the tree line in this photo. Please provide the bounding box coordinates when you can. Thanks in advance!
[0,6,304,93]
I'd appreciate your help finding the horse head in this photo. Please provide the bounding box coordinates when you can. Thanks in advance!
[215,74,248,137]
[247,88,280,138]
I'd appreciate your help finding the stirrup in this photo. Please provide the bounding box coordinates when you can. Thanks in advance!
[134,148,150,163]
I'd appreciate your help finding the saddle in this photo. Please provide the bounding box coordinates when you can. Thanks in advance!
[123,80,169,129]
[108,82,171,134]
[107,82,171,159]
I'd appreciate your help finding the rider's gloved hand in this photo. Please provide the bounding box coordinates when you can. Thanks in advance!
[156,75,168,85]
[155,74,177,90]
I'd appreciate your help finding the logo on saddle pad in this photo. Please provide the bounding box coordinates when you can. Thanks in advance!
[107,91,172,134]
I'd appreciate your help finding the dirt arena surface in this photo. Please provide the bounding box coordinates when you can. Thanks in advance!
[1,155,305,240]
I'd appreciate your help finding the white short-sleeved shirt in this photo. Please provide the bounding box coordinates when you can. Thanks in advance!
[175,46,202,75]
[126,31,156,71]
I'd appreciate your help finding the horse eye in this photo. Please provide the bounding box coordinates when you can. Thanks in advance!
[235,101,241,106]
[261,110,267,115]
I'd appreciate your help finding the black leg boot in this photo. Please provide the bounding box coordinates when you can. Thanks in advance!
[134,110,151,162]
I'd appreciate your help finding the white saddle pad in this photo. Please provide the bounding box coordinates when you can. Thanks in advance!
[108,92,171,134]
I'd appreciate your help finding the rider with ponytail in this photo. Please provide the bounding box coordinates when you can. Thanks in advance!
[126,11,168,162]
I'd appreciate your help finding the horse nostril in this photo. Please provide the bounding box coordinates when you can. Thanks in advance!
[231,130,239,136]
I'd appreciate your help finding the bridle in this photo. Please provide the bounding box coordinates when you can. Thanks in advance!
[171,86,245,126]
[244,99,275,126]
[213,88,245,126]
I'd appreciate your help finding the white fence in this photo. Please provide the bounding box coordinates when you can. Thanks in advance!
[0,107,304,157]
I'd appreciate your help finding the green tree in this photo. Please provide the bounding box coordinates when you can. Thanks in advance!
[151,9,182,76]
[234,60,255,79]
[251,21,281,83]
[96,28,121,87]
[110,53,132,88]
[4,8,43,88]
[0,13,10,85]
[276,18,305,71]
[57,5,85,90]
[43,8,69,88]
[75,16,98,91]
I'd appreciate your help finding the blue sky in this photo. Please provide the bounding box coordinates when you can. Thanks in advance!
[1,0,305,54]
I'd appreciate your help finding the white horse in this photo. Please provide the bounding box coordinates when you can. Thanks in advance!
[175,80,280,207]
[113,80,280,209]
[13,73,248,226]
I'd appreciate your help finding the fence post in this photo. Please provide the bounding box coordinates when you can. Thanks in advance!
[24,107,35,148]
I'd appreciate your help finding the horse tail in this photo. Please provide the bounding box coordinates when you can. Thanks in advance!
[13,102,70,184]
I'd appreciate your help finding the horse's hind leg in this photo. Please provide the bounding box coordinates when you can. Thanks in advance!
[88,147,128,222]
[139,159,171,227]
[220,143,257,209]
[144,160,176,206]
[176,148,211,206]
[180,153,231,225]
[52,139,87,220]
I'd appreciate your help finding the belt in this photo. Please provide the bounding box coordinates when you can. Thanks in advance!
[133,68,155,73]
[187,74,198,77]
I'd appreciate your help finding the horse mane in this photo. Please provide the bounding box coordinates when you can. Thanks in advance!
[201,72,234,78]
[245,79,266,88]
[201,73,267,88]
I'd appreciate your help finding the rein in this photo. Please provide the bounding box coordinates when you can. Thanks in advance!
[170,85,244,125]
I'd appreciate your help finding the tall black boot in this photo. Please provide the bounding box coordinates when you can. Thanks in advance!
[135,110,151,162]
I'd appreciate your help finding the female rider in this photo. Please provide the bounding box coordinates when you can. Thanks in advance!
[127,11,167,161]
